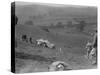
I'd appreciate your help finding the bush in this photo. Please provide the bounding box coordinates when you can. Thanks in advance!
[25,20,34,25]
[67,21,73,28]
[76,20,86,32]
[56,22,64,28]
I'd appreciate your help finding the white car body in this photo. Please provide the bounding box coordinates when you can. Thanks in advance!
[36,39,55,48]
[46,43,55,48]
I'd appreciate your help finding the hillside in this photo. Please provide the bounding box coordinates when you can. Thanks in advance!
[15,2,97,25]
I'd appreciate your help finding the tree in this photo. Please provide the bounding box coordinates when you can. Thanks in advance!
[67,21,73,28]
[56,22,63,28]
[77,20,86,32]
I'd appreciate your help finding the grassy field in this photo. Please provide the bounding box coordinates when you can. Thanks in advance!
[15,24,97,73]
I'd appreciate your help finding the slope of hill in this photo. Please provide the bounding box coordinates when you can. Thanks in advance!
[15,23,96,73]
[15,2,97,25]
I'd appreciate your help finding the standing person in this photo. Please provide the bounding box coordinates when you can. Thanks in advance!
[29,37,33,44]
[22,35,28,43]
[86,42,93,59]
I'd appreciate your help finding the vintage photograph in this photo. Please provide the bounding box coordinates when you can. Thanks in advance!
[11,1,97,73]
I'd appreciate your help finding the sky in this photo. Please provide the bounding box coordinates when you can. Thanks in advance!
[15,1,96,8]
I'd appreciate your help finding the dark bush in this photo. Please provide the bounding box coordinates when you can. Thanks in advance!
[25,20,34,25]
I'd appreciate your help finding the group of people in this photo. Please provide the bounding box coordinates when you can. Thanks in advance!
[86,30,97,65]
[21,34,34,45]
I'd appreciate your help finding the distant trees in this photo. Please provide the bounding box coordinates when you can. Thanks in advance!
[56,22,64,28]
[42,28,49,32]
[76,20,86,32]
[50,23,54,27]
[25,20,34,25]
[49,23,56,29]
[67,21,73,28]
